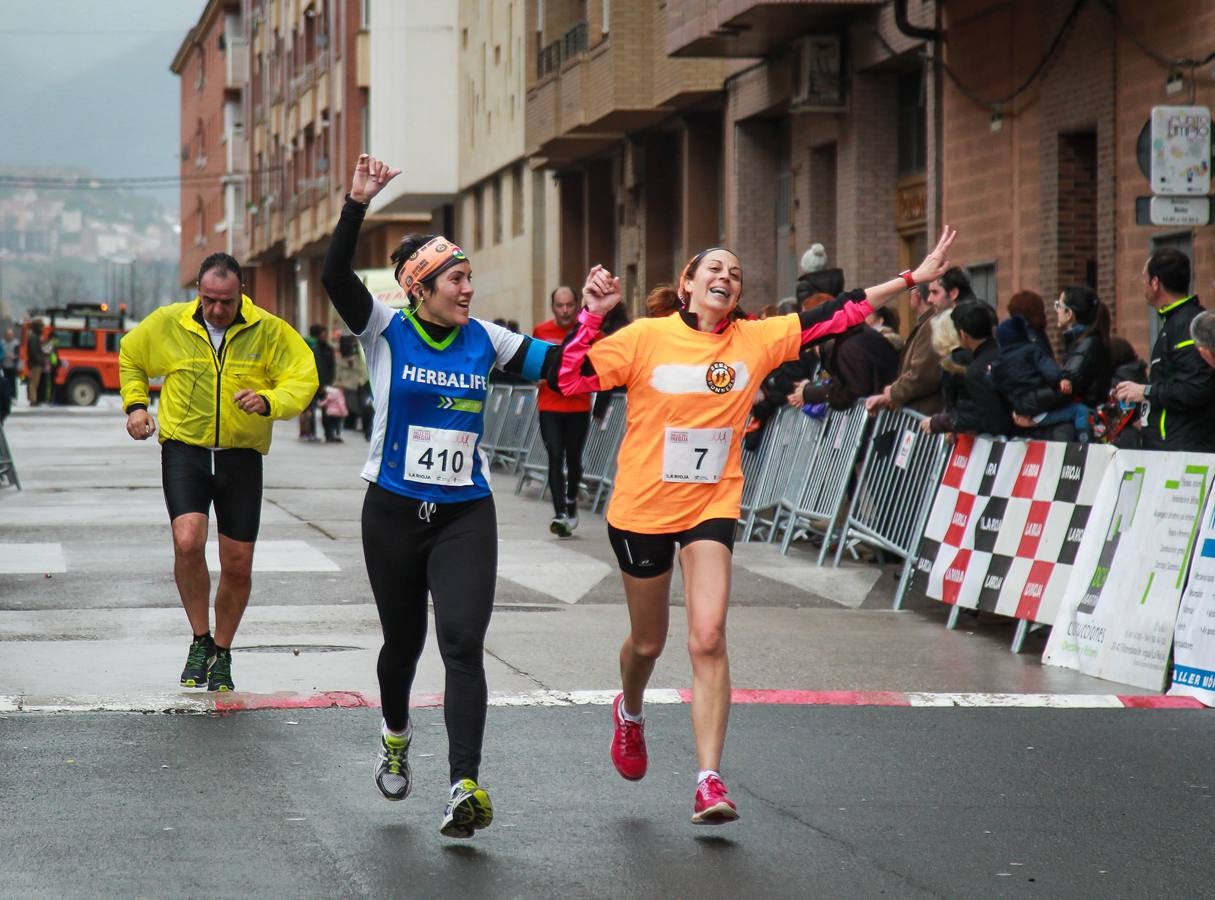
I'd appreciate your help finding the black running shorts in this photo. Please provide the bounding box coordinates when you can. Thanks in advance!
[161,439,264,542]
[607,518,736,579]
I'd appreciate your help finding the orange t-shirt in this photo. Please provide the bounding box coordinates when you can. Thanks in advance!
[588,313,801,533]
[533,318,592,413]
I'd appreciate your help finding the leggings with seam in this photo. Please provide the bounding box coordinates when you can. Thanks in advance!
[361,483,497,782]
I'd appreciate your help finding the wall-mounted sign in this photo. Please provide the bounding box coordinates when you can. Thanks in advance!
[792,35,846,111]
[1134,196,1213,227]
[1151,105,1212,195]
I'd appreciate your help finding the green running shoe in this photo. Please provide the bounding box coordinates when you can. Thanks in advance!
[207,648,235,692]
[439,779,493,839]
[180,634,215,688]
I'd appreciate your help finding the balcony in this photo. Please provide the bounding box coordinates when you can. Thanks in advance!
[225,37,249,89]
[525,30,683,164]
[664,0,884,58]
[537,21,588,80]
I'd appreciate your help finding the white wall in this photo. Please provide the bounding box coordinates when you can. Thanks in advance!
[368,2,459,216]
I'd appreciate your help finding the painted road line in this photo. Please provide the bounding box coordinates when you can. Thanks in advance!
[1,689,1206,714]
[0,543,66,574]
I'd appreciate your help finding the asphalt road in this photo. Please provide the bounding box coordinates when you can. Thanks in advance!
[4,705,1213,899]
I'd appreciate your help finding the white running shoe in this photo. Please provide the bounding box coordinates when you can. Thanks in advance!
[550,514,572,537]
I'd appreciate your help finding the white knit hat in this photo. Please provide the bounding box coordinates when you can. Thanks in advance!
[800,243,828,274]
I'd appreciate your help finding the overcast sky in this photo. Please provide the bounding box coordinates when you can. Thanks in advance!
[0,0,204,211]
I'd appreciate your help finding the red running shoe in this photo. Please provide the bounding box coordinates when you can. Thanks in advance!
[691,774,739,825]
[610,693,647,781]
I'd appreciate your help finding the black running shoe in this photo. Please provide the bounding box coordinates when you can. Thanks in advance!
[207,648,235,692]
[180,634,215,688]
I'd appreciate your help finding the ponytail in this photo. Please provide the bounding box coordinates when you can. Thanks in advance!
[645,284,681,318]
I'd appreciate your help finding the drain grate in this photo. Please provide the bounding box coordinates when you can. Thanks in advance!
[233,644,361,654]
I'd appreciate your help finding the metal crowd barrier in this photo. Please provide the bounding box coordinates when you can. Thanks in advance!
[579,393,627,513]
[481,384,513,459]
[489,386,539,471]
[514,417,550,497]
[739,406,815,541]
[0,424,19,490]
[832,406,951,606]
[777,404,870,564]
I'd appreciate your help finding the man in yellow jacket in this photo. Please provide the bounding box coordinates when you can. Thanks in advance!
[120,253,318,692]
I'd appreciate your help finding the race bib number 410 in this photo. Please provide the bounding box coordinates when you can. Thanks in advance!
[662,427,733,483]
[405,426,476,486]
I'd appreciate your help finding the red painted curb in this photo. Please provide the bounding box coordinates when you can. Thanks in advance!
[1117,694,1205,709]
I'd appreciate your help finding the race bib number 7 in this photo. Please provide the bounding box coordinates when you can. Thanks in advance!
[405,426,476,486]
[662,427,733,483]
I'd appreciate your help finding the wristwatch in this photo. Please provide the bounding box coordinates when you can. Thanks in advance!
[899,270,916,289]
[1143,384,1152,399]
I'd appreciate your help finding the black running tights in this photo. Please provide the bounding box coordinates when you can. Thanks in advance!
[538,410,590,516]
[361,484,497,782]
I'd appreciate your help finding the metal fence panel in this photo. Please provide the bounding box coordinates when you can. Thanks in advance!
[0,425,19,491]
[514,417,549,496]
[581,393,627,512]
[830,407,951,605]
[777,403,868,562]
[491,386,539,471]
[740,407,811,541]
[481,384,514,459]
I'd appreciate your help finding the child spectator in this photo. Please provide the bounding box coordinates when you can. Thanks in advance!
[319,384,348,443]
[991,315,1090,440]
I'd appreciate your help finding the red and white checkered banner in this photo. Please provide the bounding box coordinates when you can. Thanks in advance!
[909,435,1114,625]
[1046,451,1215,691]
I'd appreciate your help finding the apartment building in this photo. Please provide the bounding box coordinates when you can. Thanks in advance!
[939,0,1215,355]
[456,0,559,330]
[175,0,459,330]
[171,0,248,290]
[525,1,938,328]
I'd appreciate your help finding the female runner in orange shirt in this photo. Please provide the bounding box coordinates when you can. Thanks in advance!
[555,227,957,824]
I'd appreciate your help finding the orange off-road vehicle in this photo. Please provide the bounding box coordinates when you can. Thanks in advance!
[19,303,158,406]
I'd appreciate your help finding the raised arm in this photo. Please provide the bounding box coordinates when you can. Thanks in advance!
[862,225,957,310]
[321,154,402,334]
[795,226,957,348]
[548,264,621,396]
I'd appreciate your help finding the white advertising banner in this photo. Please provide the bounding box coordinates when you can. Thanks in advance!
[1169,485,1215,705]
[1044,451,1214,691]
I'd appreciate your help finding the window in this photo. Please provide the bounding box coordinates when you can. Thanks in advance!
[512,163,525,237]
[967,262,997,308]
[896,70,926,177]
[493,174,504,245]
[473,185,484,249]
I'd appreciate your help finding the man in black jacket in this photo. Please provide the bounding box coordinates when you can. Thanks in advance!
[1114,248,1215,451]
[923,301,1011,436]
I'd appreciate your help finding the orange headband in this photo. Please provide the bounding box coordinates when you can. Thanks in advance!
[398,237,468,295]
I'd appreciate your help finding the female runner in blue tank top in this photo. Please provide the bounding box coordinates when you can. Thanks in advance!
[322,155,559,839]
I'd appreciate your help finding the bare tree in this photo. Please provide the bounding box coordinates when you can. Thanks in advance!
[16,269,86,311]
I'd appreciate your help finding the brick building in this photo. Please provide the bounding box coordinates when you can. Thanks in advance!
[525,1,939,326]
[455,0,559,330]
[171,0,247,291]
[939,0,1215,355]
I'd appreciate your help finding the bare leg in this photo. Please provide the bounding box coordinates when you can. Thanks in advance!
[618,569,672,716]
[679,540,732,772]
[214,534,255,648]
[171,513,211,636]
